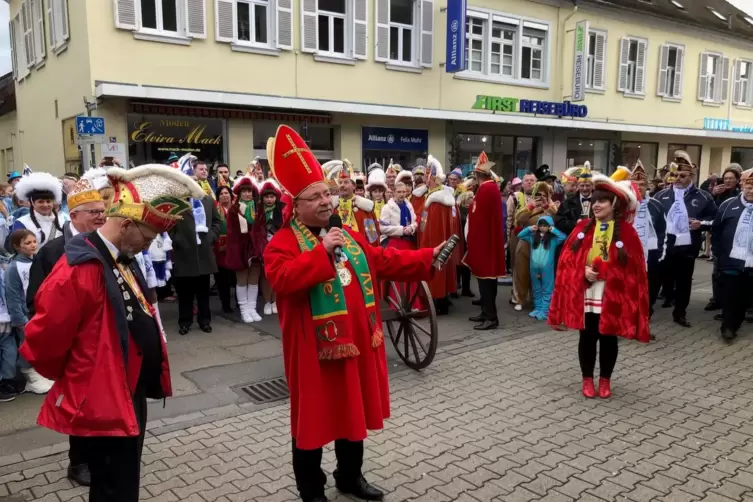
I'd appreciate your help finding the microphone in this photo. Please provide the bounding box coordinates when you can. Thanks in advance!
[328,214,346,263]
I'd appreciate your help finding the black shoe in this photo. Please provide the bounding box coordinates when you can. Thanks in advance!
[68,463,91,486]
[721,327,738,341]
[199,324,213,333]
[673,317,691,328]
[0,383,16,402]
[450,292,459,299]
[336,476,384,501]
[472,299,482,306]
[661,300,673,308]
[461,290,475,297]
[704,300,721,311]
[468,314,486,322]
[178,325,190,335]
[474,320,499,331]
[714,313,723,321]
[650,332,656,340]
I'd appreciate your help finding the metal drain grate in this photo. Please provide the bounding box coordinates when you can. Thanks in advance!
[240,377,290,404]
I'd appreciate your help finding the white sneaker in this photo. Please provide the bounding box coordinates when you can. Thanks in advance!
[514,304,523,311]
[272,302,278,314]
[263,303,273,316]
[249,309,262,322]
[22,368,53,394]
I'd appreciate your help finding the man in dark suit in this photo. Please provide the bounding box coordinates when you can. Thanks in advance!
[556,168,594,235]
[26,176,108,487]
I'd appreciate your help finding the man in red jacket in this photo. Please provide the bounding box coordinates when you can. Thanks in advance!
[264,125,442,502]
[464,152,506,330]
[21,165,205,502]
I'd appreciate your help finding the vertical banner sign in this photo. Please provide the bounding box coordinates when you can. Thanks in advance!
[572,20,589,102]
[445,0,467,73]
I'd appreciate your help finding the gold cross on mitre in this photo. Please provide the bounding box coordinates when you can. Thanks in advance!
[282,134,312,174]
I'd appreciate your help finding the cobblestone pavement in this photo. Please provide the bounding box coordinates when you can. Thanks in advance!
[3,288,753,501]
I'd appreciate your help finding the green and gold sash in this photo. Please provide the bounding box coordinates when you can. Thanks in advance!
[291,218,384,360]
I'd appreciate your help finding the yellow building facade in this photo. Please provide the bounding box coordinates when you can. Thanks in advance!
[7,0,753,180]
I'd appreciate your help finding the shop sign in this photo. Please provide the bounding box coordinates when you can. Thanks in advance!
[572,20,588,102]
[128,114,226,164]
[472,95,588,118]
[704,117,753,133]
[362,127,428,152]
[130,118,222,146]
[445,0,467,73]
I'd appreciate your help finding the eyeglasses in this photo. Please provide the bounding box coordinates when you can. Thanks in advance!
[132,222,157,246]
[75,209,106,216]
[676,173,691,179]
[298,192,332,203]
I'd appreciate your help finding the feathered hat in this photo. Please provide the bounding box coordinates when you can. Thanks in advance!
[366,168,388,191]
[15,172,64,204]
[106,165,206,233]
[427,155,444,182]
[611,165,632,182]
[592,174,640,222]
[82,168,114,209]
[473,151,495,175]
[628,160,648,182]
[561,167,582,184]
[178,153,198,176]
[233,175,259,195]
[386,160,401,176]
[412,158,427,176]
[577,161,593,183]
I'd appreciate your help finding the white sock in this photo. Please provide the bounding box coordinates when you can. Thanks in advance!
[247,284,259,312]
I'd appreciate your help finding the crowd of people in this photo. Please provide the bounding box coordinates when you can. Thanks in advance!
[2,129,753,502]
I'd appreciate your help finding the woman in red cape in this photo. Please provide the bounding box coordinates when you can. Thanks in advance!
[548,173,650,400]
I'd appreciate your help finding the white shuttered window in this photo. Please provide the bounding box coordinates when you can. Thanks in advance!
[617,37,647,96]
[656,43,684,99]
[48,0,71,52]
[585,29,606,91]
[11,13,30,81]
[301,0,367,61]
[733,59,753,107]
[31,0,45,64]
[697,52,729,104]
[214,0,291,51]
[113,0,206,41]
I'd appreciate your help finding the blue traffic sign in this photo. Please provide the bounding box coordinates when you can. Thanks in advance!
[76,116,105,135]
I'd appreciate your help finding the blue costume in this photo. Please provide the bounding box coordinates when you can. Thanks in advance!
[517,215,566,320]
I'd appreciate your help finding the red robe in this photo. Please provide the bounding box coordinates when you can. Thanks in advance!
[264,227,434,449]
[463,180,506,278]
[418,187,458,299]
[411,186,427,227]
[548,219,650,342]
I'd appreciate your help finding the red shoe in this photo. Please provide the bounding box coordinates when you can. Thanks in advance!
[582,377,596,398]
[598,377,612,399]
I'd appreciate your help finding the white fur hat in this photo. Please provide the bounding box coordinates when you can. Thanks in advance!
[366,168,387,191]
[396,170,413,184]
[15,172,63,204]
[82,168,112,191]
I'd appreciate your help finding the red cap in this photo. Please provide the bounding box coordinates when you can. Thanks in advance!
[268,125,325,198]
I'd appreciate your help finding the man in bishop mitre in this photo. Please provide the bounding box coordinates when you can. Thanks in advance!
[263,126,443,502]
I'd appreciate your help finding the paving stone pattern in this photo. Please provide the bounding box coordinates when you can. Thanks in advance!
[2,313,753,501]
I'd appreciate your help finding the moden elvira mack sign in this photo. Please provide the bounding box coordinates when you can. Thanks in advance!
[472,95,589,118]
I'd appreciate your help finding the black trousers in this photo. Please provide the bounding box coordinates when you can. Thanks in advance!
[477,278,498,321]
[214,267,236,310]
[292,439,363,501]
[711,263,722,304]
[578,313,618,379]
[174,275,211,327]
[721,272,753,333]
[69,435,87,467]
[456,265,472,294]
[664,251,695,319]
[647,260,663,318]
[84,388,147,502]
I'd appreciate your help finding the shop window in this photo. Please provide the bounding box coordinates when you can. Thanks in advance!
[253,122,334,158]
[617,37,647,96]
[586,29,606,91]
[657,43,684,100]
[731,147,753,168]
[462,10,550,87]
[455,134,537,181]
[621,142,658,174]
[733,59,753,107]
[567,139,609,173]
[698,52,729,103]
[667,144,701,168]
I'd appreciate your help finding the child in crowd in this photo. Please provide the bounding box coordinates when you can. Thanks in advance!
[0,252,15,401]
[5,229,52,394]
[517,215,566,321]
